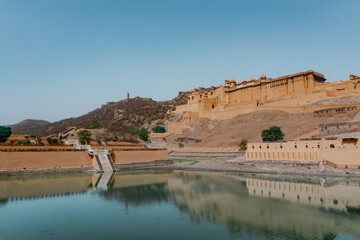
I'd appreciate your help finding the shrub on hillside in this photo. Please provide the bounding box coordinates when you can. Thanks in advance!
[238,139,248,149]
[261,126,284,142]
[78,130,91,144]
[152,126,166,133]
[84,120,102,129]
[138,128,149,141]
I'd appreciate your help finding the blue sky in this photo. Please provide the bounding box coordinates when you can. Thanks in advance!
[1,0,360,125]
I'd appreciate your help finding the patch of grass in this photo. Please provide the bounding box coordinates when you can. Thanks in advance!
[171,158,199,164]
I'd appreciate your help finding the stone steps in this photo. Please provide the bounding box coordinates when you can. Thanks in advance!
[98,155,115,172]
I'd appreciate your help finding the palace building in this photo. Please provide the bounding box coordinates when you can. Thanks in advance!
[151,71,360,139]
[185,71,360,116]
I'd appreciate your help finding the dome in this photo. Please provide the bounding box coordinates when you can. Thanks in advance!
[260,75,266,80]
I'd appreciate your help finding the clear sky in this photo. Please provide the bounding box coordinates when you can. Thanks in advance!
[1,0,360,125]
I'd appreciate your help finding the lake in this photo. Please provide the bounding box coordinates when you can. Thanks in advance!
[0,170,359,240]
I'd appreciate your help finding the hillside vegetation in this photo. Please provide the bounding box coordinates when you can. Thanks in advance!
[8,93,188,137]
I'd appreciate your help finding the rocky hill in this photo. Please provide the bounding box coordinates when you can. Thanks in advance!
[7,119,51,135]
[9,92,189,137]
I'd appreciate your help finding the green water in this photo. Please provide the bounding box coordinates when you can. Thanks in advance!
[0,171,359,240]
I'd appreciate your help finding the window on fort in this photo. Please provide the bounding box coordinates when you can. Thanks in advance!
[192,96,194,100]
[211,92,213,96]
[212,104,215,109]
[200,95,202,98]
[330,144,335,148]
[306,145,308,149]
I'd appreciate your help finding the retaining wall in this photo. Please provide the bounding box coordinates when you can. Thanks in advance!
[112,149,168,164]
[0,151,93,170]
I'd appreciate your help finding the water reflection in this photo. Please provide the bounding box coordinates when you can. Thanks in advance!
[0,171,360,239]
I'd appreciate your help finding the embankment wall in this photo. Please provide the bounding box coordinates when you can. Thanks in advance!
[0,151,93,170]
[112,149,168,164]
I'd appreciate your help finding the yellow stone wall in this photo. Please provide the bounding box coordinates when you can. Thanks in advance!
[246,138,360,168]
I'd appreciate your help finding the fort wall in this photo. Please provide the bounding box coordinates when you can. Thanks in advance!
[319,122,360,136]
[246,138,360,168]
[313,106,357,117]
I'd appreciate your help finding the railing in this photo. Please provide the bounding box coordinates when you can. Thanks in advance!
[107,155,116,170]
[93,149,109,155]
[94,155,103,171]
[76,145,91,150]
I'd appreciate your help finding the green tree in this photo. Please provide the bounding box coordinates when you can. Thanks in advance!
[138,128,149,141]
[0,126,12,143]
[77,130,91,144]
[46,137,53,144]
[261,126,284,142]
[152,126,166,133]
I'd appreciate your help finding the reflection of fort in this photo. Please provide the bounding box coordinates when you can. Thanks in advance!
[166,172,360,239]
[246,178,360,212]
[1,171,360,239]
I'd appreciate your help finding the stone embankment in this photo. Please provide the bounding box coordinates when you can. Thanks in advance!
[136,153,360,177]
[168,147,242,158]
